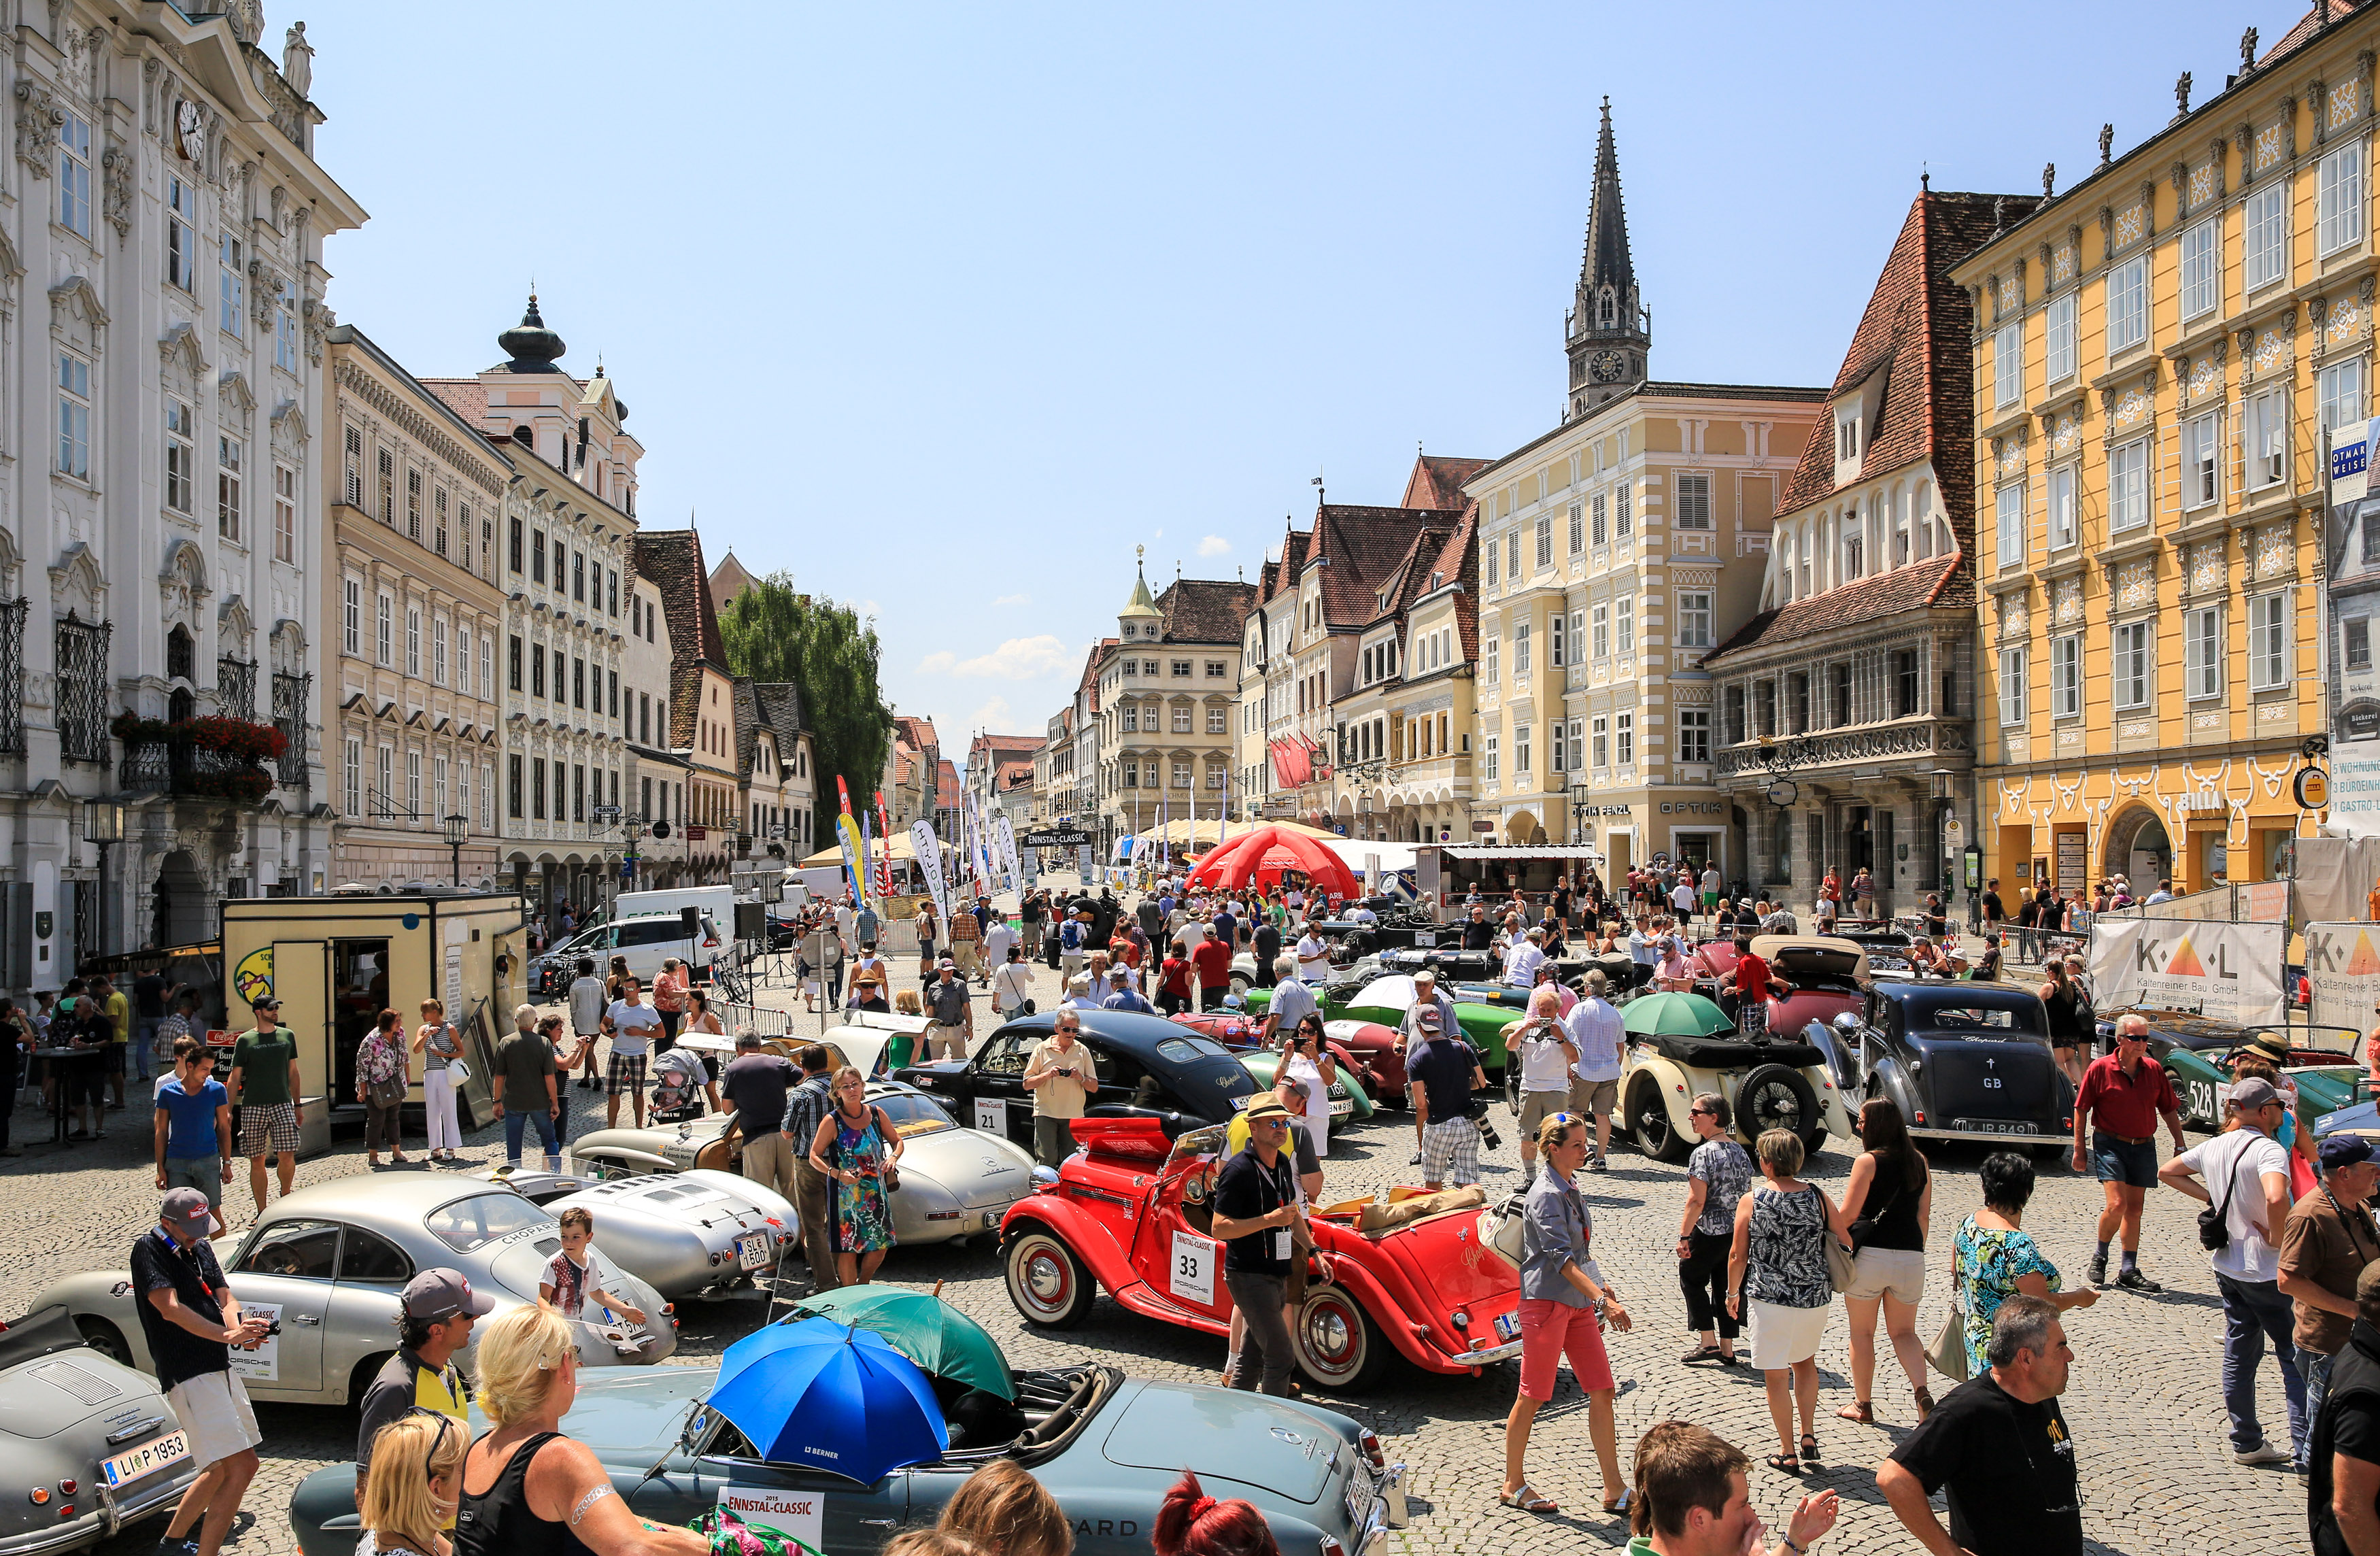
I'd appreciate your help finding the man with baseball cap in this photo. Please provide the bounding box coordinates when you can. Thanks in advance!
[2162,1075,2306,1466]
[133,1188,267,1556]
[1408,1004,1487,1193]
[226,997,302,1224]
[352,1269,492,1504]
[1101,964,1156,1016]
[923,958,974,1060]
[1210,1096,1330,1396]
[2281,1132,2380,1470]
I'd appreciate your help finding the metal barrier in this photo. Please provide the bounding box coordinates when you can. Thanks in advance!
[718,1001,801,1038]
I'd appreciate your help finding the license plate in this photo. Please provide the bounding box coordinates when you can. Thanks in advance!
[736,1234,772,1270]
[1954,1118,2035,1136]
[1493,1311,1520,1342]
[103,1430,188,1488]
[1344,1457,1374,1525]
[1330,1098,1355,1118]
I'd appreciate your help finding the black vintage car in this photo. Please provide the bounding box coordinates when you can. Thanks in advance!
[1829,926,1916,977]
[895,1009,1259,1155]
[1818,981,2072,1147]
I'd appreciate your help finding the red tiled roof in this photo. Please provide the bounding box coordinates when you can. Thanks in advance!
[1308,505,1449,628]
[420,379,489,427]
[1421,504,1480,662]
[632,530,730,749]
[936,760,962,807]
[998,759,1035,789]
[1777,189,2023,520]
[895,714,940,754]
[1704,554,1965,662]
[1076,639,1117,707]
[1401,454,1491,513]
[1155,577,1257,645]
[2260,0,2356,67]
[1263,526,1311,604]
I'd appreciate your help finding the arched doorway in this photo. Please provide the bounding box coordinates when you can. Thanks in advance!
[152,849,208,947]
[1505,811,1542,845]
[2104,806,2172,890]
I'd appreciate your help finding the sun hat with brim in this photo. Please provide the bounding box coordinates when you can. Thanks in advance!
[1242,1096,1293,1123]
[2244,1031,2293,1064]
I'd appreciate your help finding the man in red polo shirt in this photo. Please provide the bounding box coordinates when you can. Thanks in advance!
[1191,929,1234,1013]
[2071,1011,2186,1293]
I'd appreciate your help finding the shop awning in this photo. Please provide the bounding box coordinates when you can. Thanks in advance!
[1435,844,1603,860]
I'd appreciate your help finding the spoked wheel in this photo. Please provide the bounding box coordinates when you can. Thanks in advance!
[1295,1283,1389,1391]
[1630,1077,1688,1162]
[1738,1064,1824,1152]
[1004,1227,1093,1329]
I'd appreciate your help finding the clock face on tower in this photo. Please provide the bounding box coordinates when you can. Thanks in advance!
[1591,350,1626,383]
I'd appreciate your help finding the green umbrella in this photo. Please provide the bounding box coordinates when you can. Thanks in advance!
[1619,991,1733,1038]
[789,1283,1015,1400]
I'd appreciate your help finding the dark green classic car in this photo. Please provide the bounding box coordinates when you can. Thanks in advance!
[2099,1009,2364,1130]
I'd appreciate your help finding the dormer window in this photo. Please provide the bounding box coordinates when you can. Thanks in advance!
[1836,413,1860,461]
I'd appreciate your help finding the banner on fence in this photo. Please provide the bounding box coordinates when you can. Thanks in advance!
[2088,917,2288,1024]
[2303,921,2380,1034]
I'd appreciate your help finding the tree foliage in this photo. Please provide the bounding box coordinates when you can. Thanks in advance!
[719,572,894,809]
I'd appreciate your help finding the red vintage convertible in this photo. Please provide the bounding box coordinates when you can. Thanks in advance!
[1170,1011,1409,1109]
[1000,1115,1522,1390]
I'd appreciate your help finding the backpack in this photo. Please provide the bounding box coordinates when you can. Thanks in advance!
[1060,921,1084,951]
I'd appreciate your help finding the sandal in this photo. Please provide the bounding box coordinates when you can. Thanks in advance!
[1499,1484,1559,1514]
[1680,1344,1724,1365]
[1764,1454,1803,1475]
[1834,1400,1874,1423]
[1799,1434,1821,1460]
[1913,1385,1935,1421]
[1601,1488,1635,1517]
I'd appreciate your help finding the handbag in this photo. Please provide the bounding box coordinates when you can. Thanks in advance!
[367,1075,407,1109]
[1825,1234,1858,1293]
[1925,1249,1971,1381]
[449,1058,471,1085]
[2200,1134,2248,1251]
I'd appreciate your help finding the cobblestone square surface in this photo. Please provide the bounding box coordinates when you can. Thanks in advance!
[18,934,2309,1556]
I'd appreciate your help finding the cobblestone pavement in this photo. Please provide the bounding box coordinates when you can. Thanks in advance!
[19,910,2306,1556]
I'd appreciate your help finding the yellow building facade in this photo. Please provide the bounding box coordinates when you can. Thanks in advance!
[1954,19,2364,894]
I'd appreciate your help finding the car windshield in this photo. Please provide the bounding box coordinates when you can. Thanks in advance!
[1156,1036,1230,1063]
[425,1192,553,1255]
[1916,1003,2040,1036]
[871,1090,958,1136]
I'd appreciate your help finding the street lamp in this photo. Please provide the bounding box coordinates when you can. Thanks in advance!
[83,798,122,958]
[443,813,469,888]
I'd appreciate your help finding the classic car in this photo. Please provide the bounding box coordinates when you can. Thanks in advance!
[286,1359,1399,1556]
[571,1081,1038,1249]
[465,1165,798,1300]
[671,1029,898,1081]
[1002,1113,1522,1390]
[897,1009,1261,1153]
[0,1304,199,1556]
[1823,981,2073,1146]
[33,1178,675,1406]
[2094,1009,2364,1130]
[1166,1011,1376,1120]
[1240,973,1518,1074]
[1621,992,1855,1162]
[1827,925,1916,977]
[1754,935,1873,1035]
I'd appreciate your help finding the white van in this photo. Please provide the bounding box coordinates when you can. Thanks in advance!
[528,909,722,997]
[614,884,736,925]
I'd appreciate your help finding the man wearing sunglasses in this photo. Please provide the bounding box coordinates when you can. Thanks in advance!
[1023,1014,1100,1166]
[1212,1097,1331,1396]
[354,1268,494,1508]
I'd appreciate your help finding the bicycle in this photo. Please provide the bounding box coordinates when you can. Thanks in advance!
[711,962,753,1004]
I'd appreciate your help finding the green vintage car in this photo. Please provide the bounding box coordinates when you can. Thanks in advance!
[1242,972,1518,1074]
[1240,1047,1376,1119]
[2105,1009,2366,1130]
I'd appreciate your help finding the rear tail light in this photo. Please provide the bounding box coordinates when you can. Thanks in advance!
[28,1489,47,1506]
[55,1506,72,1519]
[56,1482,73,1497]
[1359,1429,1384,1469]
[1319,1540,1345,1556]
[925,1211,960,1221]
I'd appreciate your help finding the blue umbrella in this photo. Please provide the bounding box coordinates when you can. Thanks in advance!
[706,1316,947,1485]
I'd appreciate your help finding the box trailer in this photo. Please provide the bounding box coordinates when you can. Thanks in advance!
[219,892,528,1157]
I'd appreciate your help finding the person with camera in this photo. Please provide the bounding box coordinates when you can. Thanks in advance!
[1506,987,1577,1189]
[1409,1005,1490,1192]
[133,1188,269,1556]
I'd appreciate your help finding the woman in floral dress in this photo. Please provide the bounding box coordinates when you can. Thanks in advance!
[356,1009,410,1168]
[805,1066,904,1285]
[1952,1151,2098,1375]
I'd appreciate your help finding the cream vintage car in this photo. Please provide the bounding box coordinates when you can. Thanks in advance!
[1618,985,1856,1162]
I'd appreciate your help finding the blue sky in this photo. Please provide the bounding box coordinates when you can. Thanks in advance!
[307,0,2314,759]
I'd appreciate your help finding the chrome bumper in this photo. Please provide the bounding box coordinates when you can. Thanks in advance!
[0,1465,194,1556]
[1450,1337,1525,1366]
[1909,1126,2061,1144]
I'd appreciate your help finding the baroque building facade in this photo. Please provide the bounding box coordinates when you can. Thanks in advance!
[1957,8,2360,895]
[1703,188,2010,910]
[1467,106,1820,874]
[424,299,640,918]
[1095,562,1253,843]
[0,2,360,983]
[322,323,505,890]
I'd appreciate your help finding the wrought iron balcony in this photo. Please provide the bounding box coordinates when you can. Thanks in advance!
[118,739,277,803]
[1714,719,1973,779]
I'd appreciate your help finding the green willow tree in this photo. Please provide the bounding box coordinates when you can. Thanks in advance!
[718,572,894,815]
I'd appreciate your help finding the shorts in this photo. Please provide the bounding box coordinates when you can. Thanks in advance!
[163,1155,223,1211]
[236,1102,299,1158]
[1568,1075,1620,1117]
[1517,1297,1612,1401]
[1847,1245,1926,1304]
[1703,892,1720,910]
[1420,1118,1479,1185]
[1747,1298,1829,1369]
[607,1052,649,1096]
[167,1370,260,1469]
[1516,1089,1571,1136]
[2090,1132,2159,1188]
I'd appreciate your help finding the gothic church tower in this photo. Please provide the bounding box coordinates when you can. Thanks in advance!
[1565,99,1651,421]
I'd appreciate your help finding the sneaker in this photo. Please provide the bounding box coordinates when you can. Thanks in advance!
[2115,1268,2162,1293]
[1410,1151,1423,1166]
[2234,1442,2292,1466]
[160,1536,200,1556]
[1590,1155,1610,1172]
[2086,1253,2108,1287]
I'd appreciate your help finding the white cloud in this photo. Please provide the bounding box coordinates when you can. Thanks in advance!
[993,592,1030,607]
[917,633,1071,680]
[972,696,1014,728]
[1197,535,1231,557]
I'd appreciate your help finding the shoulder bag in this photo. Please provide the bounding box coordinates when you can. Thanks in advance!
[1816,1186,1858,1293]
[2199,1134,2251,1251]
[1924,1242,1970,1381]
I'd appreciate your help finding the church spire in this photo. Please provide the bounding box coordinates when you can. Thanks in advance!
[1565,97,1650,422]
